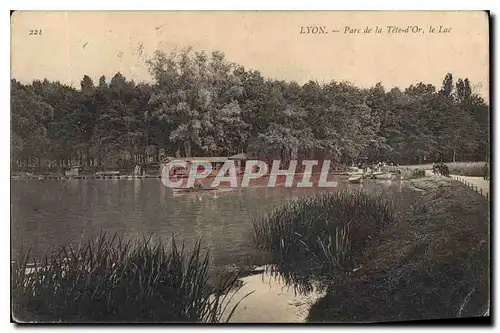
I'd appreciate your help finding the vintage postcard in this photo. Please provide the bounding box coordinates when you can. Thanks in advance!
[10,11,490,323]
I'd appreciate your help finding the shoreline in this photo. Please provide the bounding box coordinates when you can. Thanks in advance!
[219,176,489,322]
[220,266,325,323]
[306,177,489,322]
[12,174,489,322]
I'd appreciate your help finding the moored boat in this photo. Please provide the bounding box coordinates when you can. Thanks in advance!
[172,187,218,193]
[348,175,363,183]
[374,173,394,180]
[346,167,363,176]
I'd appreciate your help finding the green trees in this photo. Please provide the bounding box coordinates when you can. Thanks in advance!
[11,79,53,169]
[147,48,249,158]
[10,51,490,172]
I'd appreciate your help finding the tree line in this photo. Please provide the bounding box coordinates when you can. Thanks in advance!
[11,46,489,171]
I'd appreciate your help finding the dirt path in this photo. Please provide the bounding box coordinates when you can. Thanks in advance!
[451,175,490,198]
[424,170,489,198]
[220,267,324,323]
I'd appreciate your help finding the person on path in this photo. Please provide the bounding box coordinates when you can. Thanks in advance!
[483,163,489,180]
[432,163,440,175]
[441,163,450,177]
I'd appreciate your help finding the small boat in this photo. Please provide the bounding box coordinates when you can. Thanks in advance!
[348,176,363,183]
[374,173,394,180]
[346,167,363,175]
[172,187,218,193]
[348,172,364,177]
[366,171,383,179]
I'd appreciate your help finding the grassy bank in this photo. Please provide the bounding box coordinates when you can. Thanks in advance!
[12,233,246,323]
[307,178,489,322]
[252,177,489,322]
[394,162,488,177]
[385,161,489,178]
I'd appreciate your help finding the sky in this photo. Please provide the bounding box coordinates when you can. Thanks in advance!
[11,11,489,99]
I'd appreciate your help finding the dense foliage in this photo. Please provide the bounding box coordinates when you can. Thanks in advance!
[11,47,489,171]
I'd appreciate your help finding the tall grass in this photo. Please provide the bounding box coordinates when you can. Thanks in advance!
[393,162,488,177]
[252,190,394,293]
[446,162,488,177]
[12,232,249,323]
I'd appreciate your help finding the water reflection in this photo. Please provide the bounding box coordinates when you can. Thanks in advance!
[11,178,405,266]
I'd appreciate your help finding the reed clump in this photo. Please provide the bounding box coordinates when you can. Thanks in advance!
[252,190,394,293]
[12,232,246,323]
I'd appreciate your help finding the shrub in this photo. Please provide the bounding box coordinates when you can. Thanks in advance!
[12,232,247,323]
[252,190,394,293]
[447,162,488,177]
[398,168,426,180]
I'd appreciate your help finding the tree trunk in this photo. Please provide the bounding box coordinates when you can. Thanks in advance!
[184,140,192,157]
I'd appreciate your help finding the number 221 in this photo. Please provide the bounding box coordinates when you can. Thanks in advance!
[29,29,42,35]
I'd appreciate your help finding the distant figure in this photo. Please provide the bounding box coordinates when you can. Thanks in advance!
[440,163,450,177]
[483,163,489,180]
[432,163,440,175]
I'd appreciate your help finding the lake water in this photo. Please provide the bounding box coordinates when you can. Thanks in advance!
[11,178,404,267]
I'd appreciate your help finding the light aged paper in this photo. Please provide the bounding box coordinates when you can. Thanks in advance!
[11,11,490,324]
